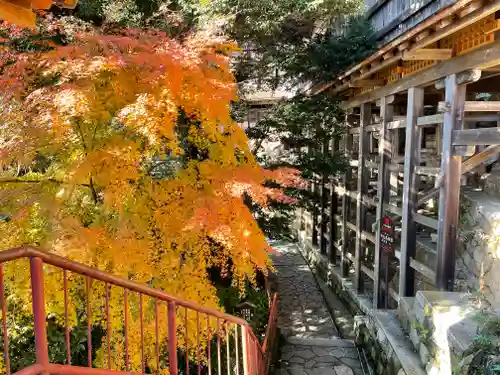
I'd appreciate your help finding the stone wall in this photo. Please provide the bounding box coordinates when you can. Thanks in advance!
[398,291,480,375]
[354,315,408,375]
[455,188,500,307]
[294,228,424,375]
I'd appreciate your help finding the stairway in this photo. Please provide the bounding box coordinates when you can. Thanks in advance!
[270,241,363,375]
[1,246,278,375]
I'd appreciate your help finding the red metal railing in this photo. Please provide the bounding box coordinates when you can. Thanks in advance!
[0,246,278,375]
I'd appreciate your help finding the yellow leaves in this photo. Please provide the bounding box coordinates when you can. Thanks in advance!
[0,23,292,373]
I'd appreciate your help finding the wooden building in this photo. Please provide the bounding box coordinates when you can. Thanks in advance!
[301,0,500,310]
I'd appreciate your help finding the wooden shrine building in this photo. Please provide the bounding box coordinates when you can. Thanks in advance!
[299,0,500,311]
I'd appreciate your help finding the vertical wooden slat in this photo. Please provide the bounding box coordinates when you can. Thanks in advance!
[340,128,353,277]
[374,96,393,308]
[319,139,329,254]
[311,175,319,247]
[329,137,339,265]
[436,74,466,291]
[355,103,371,292]
[400,87,424,297]
[391,129,400,199]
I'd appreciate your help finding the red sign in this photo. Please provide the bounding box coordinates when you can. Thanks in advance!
[380,216,394,254]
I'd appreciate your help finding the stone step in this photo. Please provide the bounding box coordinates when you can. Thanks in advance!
[285,336,356,348]
[278,337,363,375]
[398,291,481,375]
[371,310,426,375]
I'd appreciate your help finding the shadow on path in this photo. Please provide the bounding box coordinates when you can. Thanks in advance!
[270,240,363,375]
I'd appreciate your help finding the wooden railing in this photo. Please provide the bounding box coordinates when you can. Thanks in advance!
[0,246,278,375]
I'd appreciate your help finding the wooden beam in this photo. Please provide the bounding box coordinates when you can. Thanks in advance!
[465,101,500,112]
[400,87,424,297]
[416,1,500,49]
[439,100,500,112]
[416,145,500,206]
[436,74,466,291]
[355,103,371,293]
[462,145,500,171]
[413,213,438,230]
[414,30,431,42]
[436,16,453,29]
[337,0,474,82]
[397,41,411,52]
[388,118,407,129]
[410,258,436,282]
[452,127,500,145]
[417,114,444,126]
[435,69,481,89]
[458,0,483,18]
[358,55,402,82]
[365,124,381,132]
[350,79,386,88]
[342,41,500,109]
[374,96,393,309]
[402,48,453,61]
[320,0,500,97]
[375,95,395,107]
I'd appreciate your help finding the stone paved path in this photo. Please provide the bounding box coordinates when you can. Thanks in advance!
[271,241,363,375]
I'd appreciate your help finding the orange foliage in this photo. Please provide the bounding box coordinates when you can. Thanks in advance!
[0,23,300,371]
[0,0,78,28]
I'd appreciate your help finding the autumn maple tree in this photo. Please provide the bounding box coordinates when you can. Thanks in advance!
[0,17,300,372]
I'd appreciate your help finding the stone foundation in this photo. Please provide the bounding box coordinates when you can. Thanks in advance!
[398,291,481,375]
[456,188,500,307]
[294,229,424,375]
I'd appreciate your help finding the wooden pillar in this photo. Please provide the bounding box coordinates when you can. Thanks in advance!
[355,103,371,292]
[329,138,339,265]
[340,130,353,277]
[400,87,424,297]
[374,96,393,308]
[436,74,466,291]
[311,179,318,246]
[320,140,328,254]
[391,129,400,199]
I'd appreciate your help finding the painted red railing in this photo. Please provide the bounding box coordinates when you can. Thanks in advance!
[0,246,278,375]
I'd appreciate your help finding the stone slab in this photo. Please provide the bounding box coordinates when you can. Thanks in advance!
[415,291,479,356]
[372,310,426,375]
[272,239,363,375]
[286,336,356,348]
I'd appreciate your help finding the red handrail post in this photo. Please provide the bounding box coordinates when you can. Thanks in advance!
[30,257,49,373]
[168,301,178,375]
[241,326,250,375]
